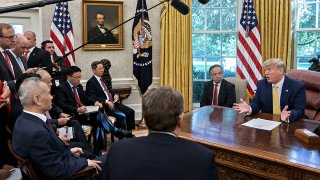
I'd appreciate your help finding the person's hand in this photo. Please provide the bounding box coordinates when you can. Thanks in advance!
[233,99,250,114]
[25,67,38,73]
[2,165,14,171]
[281,105,291,122]
[87,159,102,174]
[77,106,87,113]
[94,101,103,108]
[58,117,70,126]
[113,94,119,103]
[71,147,83,157]
[52,62,60,71]
[1,81,10,99]
[106,101,114,110]
[59,134,68,144]
[59,113,71,118]
[0,169,10,179]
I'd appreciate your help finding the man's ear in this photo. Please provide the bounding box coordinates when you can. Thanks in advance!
[33,95,40,105]
[177,112,184,129]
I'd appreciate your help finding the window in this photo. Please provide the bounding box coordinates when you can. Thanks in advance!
[294,0,320,69]
[192,0,238,103]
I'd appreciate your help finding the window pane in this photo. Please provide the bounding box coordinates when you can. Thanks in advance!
[222,0,236,7]
[297,31,316,56]
[207,9,220,30]
[192,8,206,31]
[207,0,220,7]
[193,58,206,80]
[193,80,205,103]
[298,3,316,28]
[11,24,23,34]
[222,57,236,77]
[192,34,206,56]
[297,57,312,70]
[221,33,237,56]
[222,8,236,30]
[207,34,221,56]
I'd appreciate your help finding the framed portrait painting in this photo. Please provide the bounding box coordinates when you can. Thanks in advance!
[82,0,124,50]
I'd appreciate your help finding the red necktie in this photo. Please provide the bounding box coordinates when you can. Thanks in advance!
[24,50,30,60]
[3,51,15,78]
[100,77,113,101]
[212,83,218,105]
[72,86,83,107]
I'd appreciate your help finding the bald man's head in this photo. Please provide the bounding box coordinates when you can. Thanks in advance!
[24,31,36,48]
[12,34,29,56]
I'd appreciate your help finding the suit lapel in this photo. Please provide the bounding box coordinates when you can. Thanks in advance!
[7,52,23,77]
[280,77,290,110]
[0,52,15,78]
[92,76,106,97]
[218,80,226,105]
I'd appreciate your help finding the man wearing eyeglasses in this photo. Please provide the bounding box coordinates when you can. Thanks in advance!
[200,64,236,107]
[0,23,19,171]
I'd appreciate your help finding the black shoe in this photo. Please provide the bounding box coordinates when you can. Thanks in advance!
[114,129,134,139]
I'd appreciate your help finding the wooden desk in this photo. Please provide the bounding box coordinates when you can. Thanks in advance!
[179,106,320,180]
[112,84,131,104]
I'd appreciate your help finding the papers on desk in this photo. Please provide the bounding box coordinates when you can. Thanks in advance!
[58,127,74,140]
[79,106,99,114]
[242,118,282,131]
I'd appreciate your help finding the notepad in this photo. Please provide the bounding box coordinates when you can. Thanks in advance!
[58,127,74,140]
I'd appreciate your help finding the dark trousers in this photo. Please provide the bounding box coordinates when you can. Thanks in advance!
[115,103,135,130]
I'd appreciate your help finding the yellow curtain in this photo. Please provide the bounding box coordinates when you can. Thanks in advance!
[160,0,192,112]
[254,0,292,69]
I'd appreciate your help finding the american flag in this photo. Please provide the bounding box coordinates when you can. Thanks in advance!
[50,2,75,66]
[236,0,262,96]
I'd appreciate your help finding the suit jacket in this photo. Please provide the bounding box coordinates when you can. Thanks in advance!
[104,133,218,180]
[250,76,306,122]
[86,76,114,103]
[52,55,68,73]
[18,56,28,71]
[27,47,53,74]
[200,79,236,107]
[0,51,23,90]
[88,26,117,44]
[54,81,96,115]
[12,112,87,179]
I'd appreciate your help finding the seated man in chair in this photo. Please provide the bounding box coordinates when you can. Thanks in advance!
[12,77,103,179]
[87,60,136,131]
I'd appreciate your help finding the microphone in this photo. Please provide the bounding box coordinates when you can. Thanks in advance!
[170,0,190,15]
[198,0,210,4]
[0,0,73,14]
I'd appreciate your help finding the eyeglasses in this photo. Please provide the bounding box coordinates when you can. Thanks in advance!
[0,35,16,41]
[211,72,223,76]
[71,75,82,79]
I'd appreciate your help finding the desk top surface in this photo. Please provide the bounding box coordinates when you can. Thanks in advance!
[180,106,320,171]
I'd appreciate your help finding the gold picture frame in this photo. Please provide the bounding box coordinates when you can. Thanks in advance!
[82,0,124,50]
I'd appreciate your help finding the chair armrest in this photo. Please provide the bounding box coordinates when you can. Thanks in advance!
[69,166,96,180]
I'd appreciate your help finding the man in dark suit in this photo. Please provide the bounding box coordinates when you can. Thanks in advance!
[233,58,306,122]
[0,23,21,167]
[200,64,236,107]
[41,40,68,73]
[86,61,135,131]
[0,24,22,90]
[24,31,52,74]
[88,13,117,44]
[10,34,38,74]
[104,87,219,180]
[12,77,103,179]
